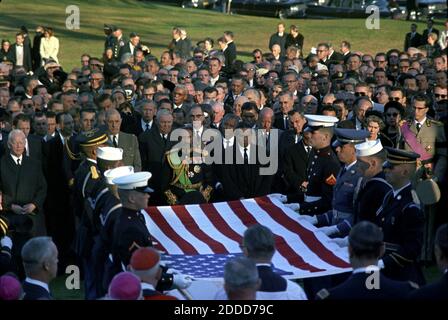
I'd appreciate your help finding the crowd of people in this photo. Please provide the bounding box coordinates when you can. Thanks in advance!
[0,16,447,300]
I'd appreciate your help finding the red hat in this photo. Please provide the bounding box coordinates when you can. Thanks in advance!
[0,275,22,300]
[108,272,141,300]
[130,247,160,271]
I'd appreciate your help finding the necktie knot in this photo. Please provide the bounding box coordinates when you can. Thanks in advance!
[145,123,150,132]
[416,122,422,132]
[113,135,118,147]
[17,158,21,165]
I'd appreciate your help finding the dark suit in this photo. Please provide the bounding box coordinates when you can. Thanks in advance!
[26,134,43,163]
[285,33,304,50]
[283,137,310,201]
[10,43,33,72]
[317,271,416,300]
[138,126,174,205]
[118,42,141,61]
[404,32,424,51]
[220,144,272,200]
[408,272,448,300]
[32,32,44,70]
[111,132,141,172]
[327,51,344,64]
[223,41,237,69]
[273,113,289,130]
[22,280,52,300]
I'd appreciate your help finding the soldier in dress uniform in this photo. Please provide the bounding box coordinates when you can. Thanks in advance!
[298,115,341,216]
[110,26,127,60]
[376,147,425,285]
[316,221,418,300]
[304,128,370,238]
[110,172,192,293]
[354,139,392,224]
[72,128,109,299]
[161,126,213,205]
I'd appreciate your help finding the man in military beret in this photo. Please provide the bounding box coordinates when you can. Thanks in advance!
[376,147,425,285]
[316,221,418,300]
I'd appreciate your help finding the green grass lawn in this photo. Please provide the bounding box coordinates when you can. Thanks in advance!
[0,0,444,71]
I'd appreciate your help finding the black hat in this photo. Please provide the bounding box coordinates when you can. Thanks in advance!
[104,24,112,30]
[383,147,419,168]
[110,25,118,32]
[332,128,370,148]
[76,127,108,148]
[349,221,383,254]
[129,32,139,38]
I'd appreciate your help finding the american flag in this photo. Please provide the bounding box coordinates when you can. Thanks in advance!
[142,196,351,280]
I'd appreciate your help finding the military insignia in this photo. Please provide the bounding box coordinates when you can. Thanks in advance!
[90,166,99,179]
[128,241,141,252]
[425,145,432,152]
[397,195,401,200]
[193,165,201,173]
[188,171,195,178]
[84,128,99,138]
[325,174,337,186]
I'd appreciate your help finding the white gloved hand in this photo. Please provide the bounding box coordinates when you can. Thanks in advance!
[330,236,349,247]
[318,225,339,236]
[378,259,385,269]
[172,273,194,289]
[284,203,300,211]
[0,236,12,249]
[269,193,288,203]
[300,215,318,225]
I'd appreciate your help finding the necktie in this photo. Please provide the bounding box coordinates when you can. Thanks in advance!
[225,140,230,149]
[243,147,249,164]
[17,158,21,165]
[145,123,150,132]
[416,122,422,133]
[284,116,289,129]
[340,166,347,176]
[265,132,269,146]
[195,130,201,146]
[113,135,118,148]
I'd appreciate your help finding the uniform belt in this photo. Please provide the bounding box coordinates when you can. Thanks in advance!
[304,195,322,203]
[173,182,202,190]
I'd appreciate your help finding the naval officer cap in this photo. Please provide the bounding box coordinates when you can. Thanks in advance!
[332,128,370,148]
[97,147,123,161]
[104,166,134,185]
[383,147,420,169]
[355,139,383,157]
[112,171,154,193]
[304,115,339,132]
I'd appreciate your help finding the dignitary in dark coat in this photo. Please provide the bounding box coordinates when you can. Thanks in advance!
[11,114,43,163]
[376,148,425,285]
[220,122,273,200]
[409,223,448,299]
[21,237,58,300]
[299,115,340,216]
[317,222,417,300]
[0,130,47,278]
[404,24,424,51]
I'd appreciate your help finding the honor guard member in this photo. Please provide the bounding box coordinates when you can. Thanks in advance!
[110,172,193,292]
[376,147,425,285]
[162,126,213,205]
[354,140,392,224]
[110,26,127,60]
[316,221,418,300]
[299,115,341,216]
[86,147,124,299]
[305,128,370,237]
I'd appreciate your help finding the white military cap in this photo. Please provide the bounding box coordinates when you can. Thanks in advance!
[304,115,339,132]
[104,166,134,185]
[355,139,383,157]
[112,171,154,192]
[97,147,123,161]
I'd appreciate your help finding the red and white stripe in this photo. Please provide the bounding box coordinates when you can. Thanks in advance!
[143,195,352,280]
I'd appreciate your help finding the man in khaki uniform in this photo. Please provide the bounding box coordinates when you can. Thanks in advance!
[401,93,447,262]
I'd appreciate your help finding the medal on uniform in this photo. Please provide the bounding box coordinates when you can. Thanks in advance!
[194,165,201,173]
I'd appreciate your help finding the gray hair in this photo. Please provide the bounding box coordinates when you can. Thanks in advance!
[211,101,224,113]
[8,129,25,146]
[224,257,259,290]
[243,224,275,260]
[156,109,173,122]
[105,108,121,121]
[21,236,54,276]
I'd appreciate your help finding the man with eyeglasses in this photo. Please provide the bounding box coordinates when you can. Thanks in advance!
[350,97,372,130]
[374,53,388,69]
[374,85,391,106]
[251,49,263,64]
[316,43,330,66]
[389,87,407,108]
[433,85,447,103]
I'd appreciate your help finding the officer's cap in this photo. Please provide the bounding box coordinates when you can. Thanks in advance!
[129,32,139,38]
[304,115,338,132]
[97,147,123,161]
[103,24,112,31]
[355,139,383,157]
[112,171,154,193]
[104,166,134,185]
[130,247,160,271]
[332,128,369,148]
[77,128,108,148]
[383,147,420,168]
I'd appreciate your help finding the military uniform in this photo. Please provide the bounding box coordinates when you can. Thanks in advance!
[300,145,340,215]
[162,148,213,205]
[111,31,127,60]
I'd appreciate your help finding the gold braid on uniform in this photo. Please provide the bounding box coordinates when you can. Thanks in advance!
[64,137,81,161]
[166,148,188,185]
